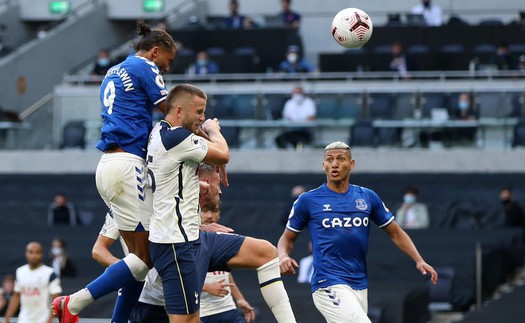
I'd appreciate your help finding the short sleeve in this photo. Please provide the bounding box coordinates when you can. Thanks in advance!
[139,60,169,106]
[368,189,394,228]
[48,273,62,295]
[99,213,120,240]
[166,130,208,163]
[286,195,309,233]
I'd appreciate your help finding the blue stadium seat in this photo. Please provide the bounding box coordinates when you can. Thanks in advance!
[316,94,339,120]
[509,43,525,54]
[232,94,257,119]
[60,121,86,149]
[476,92,504,118]
[207,47,226,56]
[512,118,525,148]
[428,266,455,311]
[368,94,394,119]
[440,44,465,53]
[407,44,430,54]
[473,43,496,53]
[349,120,375,147]
[372,45,391,54]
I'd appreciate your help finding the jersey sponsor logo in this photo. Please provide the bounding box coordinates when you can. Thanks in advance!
[321,216,369,228]
[322,204,332,211]
[355,199,368,210]
[21,287,41,297]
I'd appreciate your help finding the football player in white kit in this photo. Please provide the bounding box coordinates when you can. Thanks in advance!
[4,242,62,323]
[147,84,296,322]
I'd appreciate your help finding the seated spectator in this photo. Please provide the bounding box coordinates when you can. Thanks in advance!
[224,0,252,29]
[420,92,478,147]
[278,45,314,74]
[92,49,113,76]
[387,41,416,77]
[0,274,15,316]
[279,0,301,28]
[489,42,516,70]
[500,187,525,228]
[275,85,316,149]
[410,0,443,26]
[189,51,220,75]
[47,193,78,226]
[395,186,430,229]
[48,237,77,278]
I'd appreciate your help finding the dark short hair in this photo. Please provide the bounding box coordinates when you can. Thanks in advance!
[404,186,420,196]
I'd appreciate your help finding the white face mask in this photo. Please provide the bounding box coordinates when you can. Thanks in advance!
[287,53,298,64]
[403,194,416,204]
[52,247,64,257]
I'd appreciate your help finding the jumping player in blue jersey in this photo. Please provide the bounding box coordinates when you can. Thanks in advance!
[278,141,438,323]
[52,20,177,323]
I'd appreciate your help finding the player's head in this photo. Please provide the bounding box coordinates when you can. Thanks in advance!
[133,19,176,73]
[25,241,43,269]
[199,163,222,211]
[201,200,222,225]
[322,141,355,183]
[165,84,207,133]
[51,236,67,258]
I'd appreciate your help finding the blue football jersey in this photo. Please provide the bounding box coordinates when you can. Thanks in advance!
[287,184,394,292]
[97,54,169,158]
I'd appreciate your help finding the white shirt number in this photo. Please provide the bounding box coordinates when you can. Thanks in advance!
[103,81,116,114]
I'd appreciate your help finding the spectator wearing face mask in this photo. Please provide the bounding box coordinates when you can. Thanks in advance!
[92,49,113,76]
[395,186,430,229]
[275,85,316,149]
[190,50,220,75]
[499,187,525,228]
[410,0,443,26]
[48,237,77,278]
[278,45,314,74]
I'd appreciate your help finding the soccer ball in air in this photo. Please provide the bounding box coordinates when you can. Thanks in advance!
[331,8,373,48]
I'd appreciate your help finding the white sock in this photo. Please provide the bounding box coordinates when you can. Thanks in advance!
[257,257,297,323]
[67,288,94,315]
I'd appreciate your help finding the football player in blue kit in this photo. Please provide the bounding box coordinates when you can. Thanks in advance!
[278,141,438,323]
[52,19,176,323]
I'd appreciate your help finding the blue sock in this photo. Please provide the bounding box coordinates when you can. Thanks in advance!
[111,280,145,323]
[86,260,135,300]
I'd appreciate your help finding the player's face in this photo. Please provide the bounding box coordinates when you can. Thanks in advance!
[153,46,176,74]
[25,242,43,268]
[201,209,221,225]
[200,172,222,211]
[322,149,355,183]
[181,96,207,134]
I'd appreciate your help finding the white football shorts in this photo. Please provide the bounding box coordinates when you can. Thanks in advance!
[96,153,152,232]
[312,284,370,323]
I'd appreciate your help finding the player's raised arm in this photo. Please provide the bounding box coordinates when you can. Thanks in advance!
[201,118,230,165]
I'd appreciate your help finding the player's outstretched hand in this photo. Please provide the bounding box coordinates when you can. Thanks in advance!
[279,255,299,275]
[200,222,234,233]
[237,299,256,322]
[216,165,229,187]
[417,261,438,285]
[204,279,233,297]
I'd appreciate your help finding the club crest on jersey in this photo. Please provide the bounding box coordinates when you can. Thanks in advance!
[323,204,332,211]
[355,199,368,210]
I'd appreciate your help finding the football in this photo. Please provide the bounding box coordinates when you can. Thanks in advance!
[331,8,373,48]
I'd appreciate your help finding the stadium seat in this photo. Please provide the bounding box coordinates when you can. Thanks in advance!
[368,94,394,119]
[221,126,241,148]
[473,43,497,53]
[407,44,430,54]
[349,120,375,147]
[338,94,361,119]
[262,94,287,120]
[512,118,525,148]
[316,94,339,120]
[208,95,236,119]
[207,47,226,56]
[372,45,391,54]
[232,94,257,119]
[428,267,455,311]
[509,43,525,54]
[440,44,465,53]
[476,92,504,118]
[60,121,86,149]
[421,93,447,118]
[377,127,402,147]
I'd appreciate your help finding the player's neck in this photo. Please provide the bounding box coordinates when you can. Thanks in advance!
[326,181,349,193]
[28,263,42,270]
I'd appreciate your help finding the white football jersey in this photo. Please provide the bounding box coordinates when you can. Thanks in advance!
[147,121,208,244]
[14,264,62,323]
[138,268,165,306]
[200,271,237,317]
